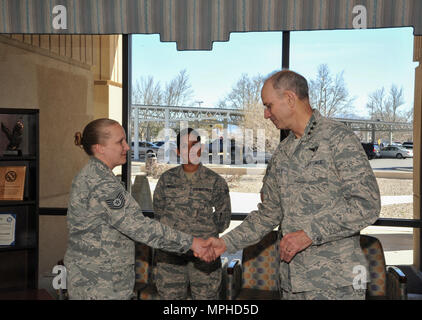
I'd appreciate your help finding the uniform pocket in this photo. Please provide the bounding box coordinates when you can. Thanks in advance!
[295,159,328,188]
[190,188,213,209]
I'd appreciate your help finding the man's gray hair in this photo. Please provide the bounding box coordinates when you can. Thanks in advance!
[268,70,309,100]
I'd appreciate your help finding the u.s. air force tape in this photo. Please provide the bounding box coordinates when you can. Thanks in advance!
[106,192,125,209]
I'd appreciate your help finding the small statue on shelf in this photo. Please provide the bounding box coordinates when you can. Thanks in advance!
[1,119,24,156]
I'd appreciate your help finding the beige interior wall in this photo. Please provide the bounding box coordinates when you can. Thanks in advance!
[93,35,122,123]
[414,36,422,270]
[108,84,123,124]
[0,34,122,284]
[0,35,93,284]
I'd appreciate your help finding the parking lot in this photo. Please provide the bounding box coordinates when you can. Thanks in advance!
[369,157,413,172]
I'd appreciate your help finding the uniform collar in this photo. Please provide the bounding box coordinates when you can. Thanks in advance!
[91,156,114,176]
[280,109,321,157]
[177,162,203,182]
[302,109,321,140]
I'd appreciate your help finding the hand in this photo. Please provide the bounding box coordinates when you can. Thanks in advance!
[206,237,227,258]
[279,230,312,263]
[191,237,216,262]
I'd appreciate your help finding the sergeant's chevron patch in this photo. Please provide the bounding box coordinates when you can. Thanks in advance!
[106,192,125,209]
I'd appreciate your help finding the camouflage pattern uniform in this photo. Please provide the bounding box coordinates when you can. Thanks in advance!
[153,163,231,299]
[64,157,193,300]
[222,110,380,300]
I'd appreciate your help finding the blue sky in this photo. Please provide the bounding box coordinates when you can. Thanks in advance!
[132,27,417,118]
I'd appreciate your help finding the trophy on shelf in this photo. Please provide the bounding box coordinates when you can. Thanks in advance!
[1,119,24,156]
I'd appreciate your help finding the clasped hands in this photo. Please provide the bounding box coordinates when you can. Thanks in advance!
[191,237,226,262]
[191,230,313,263]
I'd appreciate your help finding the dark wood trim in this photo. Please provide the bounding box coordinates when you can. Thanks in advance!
[373,218,422,228]
[280,31,291,142]
[39,207,67,216]
[122,34,132,192]
[40,207,422,230]
[282,31,290,69]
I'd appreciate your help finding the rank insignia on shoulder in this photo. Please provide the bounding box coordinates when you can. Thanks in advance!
[106,192,125,209]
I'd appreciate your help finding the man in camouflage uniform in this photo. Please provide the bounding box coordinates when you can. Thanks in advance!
[64,120,214,300]
[209,70,380,300]
[153,128,231,299]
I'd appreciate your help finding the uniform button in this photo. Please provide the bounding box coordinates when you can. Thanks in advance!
[313,121,317,125]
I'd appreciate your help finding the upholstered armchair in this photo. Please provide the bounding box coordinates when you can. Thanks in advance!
[360,235,407,300]
[226,231,280,300]
[134,243,160,300]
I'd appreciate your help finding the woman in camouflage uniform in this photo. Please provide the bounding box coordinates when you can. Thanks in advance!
[64,119,214,299]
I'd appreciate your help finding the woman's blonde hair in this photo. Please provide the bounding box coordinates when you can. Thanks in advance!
[74,118,119,156]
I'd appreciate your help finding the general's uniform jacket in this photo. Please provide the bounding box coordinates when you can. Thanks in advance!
[153,163,231,238]
[64,157,193,299]
[223,110,380,293]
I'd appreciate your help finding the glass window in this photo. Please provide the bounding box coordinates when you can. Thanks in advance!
[130,32,284,220]
[291,27,417,266]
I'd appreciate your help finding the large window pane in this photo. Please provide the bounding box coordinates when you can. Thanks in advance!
[130,32,284,219]
[291,27,417,266]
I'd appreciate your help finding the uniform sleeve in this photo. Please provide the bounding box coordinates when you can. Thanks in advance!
[152,175,166,221]
[94,180,193,254]
[302,129,381,246]
[212,176,232,233]
[260,160,272,202]
[222,164,283,253]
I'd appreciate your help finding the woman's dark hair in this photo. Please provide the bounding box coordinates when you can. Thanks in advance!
[177,128,200,150]
[74,118,119,156]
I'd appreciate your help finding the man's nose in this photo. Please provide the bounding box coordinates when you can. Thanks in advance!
[264,108,271,119]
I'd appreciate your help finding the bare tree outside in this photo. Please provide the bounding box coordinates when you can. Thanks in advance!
[389,85,405,122]
[405,105,414,123]
[366,84,412,142]
[219,73,279,152]
[309,64,355,117]
[162,69,194,106]
[366,87,387,120]
[132,69,195,141]
[366,84,406,122]
[217,73,264,110]
[132,76,162,105]
[132,69,194,107]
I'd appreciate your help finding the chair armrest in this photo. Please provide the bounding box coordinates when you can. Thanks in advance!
[227,259,241,274]
[226,259,242,300]
[387,266,407,283]
[386,266,408,300]
[219,257,229,300]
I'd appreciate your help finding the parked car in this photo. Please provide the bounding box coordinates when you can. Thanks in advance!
[153,141,166,147]
[131,141,160,159]
[402,141,413,149]
[379,146,413,159]
[361,143,377,160]
[156,141,178,163]
[373,144,381,158]
[390,142,403,147]
[208,138,271,164]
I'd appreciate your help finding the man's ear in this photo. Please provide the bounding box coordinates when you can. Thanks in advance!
[285,90,297,107]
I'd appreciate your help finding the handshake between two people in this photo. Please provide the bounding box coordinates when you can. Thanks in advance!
[190,237,227,262]
[190,230,313,263]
